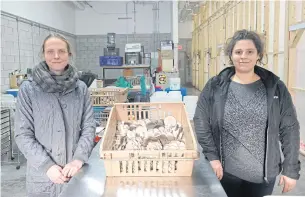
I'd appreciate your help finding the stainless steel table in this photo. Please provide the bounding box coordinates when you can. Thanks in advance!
[59,141,227,197]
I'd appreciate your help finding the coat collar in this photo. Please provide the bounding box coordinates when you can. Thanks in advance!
[215,65,280,89]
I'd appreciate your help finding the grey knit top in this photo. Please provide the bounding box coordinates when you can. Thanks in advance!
[222,79,267,183]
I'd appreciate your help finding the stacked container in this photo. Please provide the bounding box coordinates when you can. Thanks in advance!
[160,40,174,72]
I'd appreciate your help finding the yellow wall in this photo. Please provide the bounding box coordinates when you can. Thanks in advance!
[192,0,305,91]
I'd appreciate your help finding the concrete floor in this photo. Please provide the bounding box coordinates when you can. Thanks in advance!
[1,87,305,196]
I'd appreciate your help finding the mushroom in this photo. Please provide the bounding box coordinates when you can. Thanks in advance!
[153,128,160,134]
[117,121,124,132]
[137,120,146,127]
[153,130,161,138]
[165,132,175,141]
[146,141,162,150]
[158,126,165,133]
[145,129,154,139]
[157,119,164,127]
[127,130,136,139]
[164,116,177,128]
[146,122,156,130]
[144,119,151,124]
[123,124,130,130]
[159,135,169,147]
[129,124,137,131]
[135,126,147,138]
[135,136,143,144]
[114,116,187,151]
[125,141,135,150]
[173,127,183,139]
[177,131,184,141]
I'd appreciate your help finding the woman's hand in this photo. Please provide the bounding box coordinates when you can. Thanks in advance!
[279,175,297,193]
[46,165,70,184]
[210,160,223,180]
[62,160,84,178]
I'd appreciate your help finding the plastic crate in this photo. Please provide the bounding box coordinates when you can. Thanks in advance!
[100,102,199,177]
[125,76,152,87]
[165,88,187,99]
[100,56,123,66]
[93,106,108,127]
[90,88,128,106]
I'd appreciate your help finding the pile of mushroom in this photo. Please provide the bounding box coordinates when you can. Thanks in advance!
[112,116,186,151]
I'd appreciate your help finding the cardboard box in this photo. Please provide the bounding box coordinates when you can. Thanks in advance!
[160,50,174,59]
[123,68,133,76]
[162,59,174,72]
[160,40,173,50]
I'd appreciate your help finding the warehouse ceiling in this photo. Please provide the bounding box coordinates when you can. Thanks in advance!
[178,1,202,23]
[70,1,202,23]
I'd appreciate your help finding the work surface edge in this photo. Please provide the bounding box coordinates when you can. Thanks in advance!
[59,141,227,197]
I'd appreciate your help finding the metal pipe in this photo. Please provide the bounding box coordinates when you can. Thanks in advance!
[133,1,136,39]
[157,1,160,49]
[16,18,21,70]
[132,1,159,51]
[124,1,134,43]
[126,2,129,43]
[153,3,156,52]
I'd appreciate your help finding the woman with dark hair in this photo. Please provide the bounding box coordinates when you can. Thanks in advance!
[14,33,96,197]
[194,29,301,197]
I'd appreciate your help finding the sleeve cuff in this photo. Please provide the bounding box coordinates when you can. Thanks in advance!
[282,161,301,180]
[73,153,88,164]
[281,171,300,180]
[39,158,56,173]
[204,152,220,161]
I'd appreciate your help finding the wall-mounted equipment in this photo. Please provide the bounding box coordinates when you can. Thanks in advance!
[125,43,142,53]
[125,43,143,65]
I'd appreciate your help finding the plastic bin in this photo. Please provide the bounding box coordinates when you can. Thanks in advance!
[150,92,182,103]
[100,102,199,177]
[165,88,187,99]
[100,56,123,66]
[183,96,199,120]
[169,78,181,90]
[6,89,19,97]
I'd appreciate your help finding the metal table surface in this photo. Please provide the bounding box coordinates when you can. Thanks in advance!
[59,141,227,197]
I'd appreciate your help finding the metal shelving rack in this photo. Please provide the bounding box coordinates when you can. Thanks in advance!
[1,95,21,169]
[1,109,13,159]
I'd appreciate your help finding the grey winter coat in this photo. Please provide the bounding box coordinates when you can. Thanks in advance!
[14,79,96,197]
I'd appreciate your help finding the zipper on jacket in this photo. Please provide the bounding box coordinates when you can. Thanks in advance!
[219,92,227,168]
[264,83,278,184]
[219,84,229,169]
[220,133,224,167]
[264,127,269,184]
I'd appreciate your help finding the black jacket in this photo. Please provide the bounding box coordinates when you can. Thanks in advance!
[193,65,301,182]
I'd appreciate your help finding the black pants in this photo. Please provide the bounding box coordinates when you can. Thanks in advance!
[220,172,276,197]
